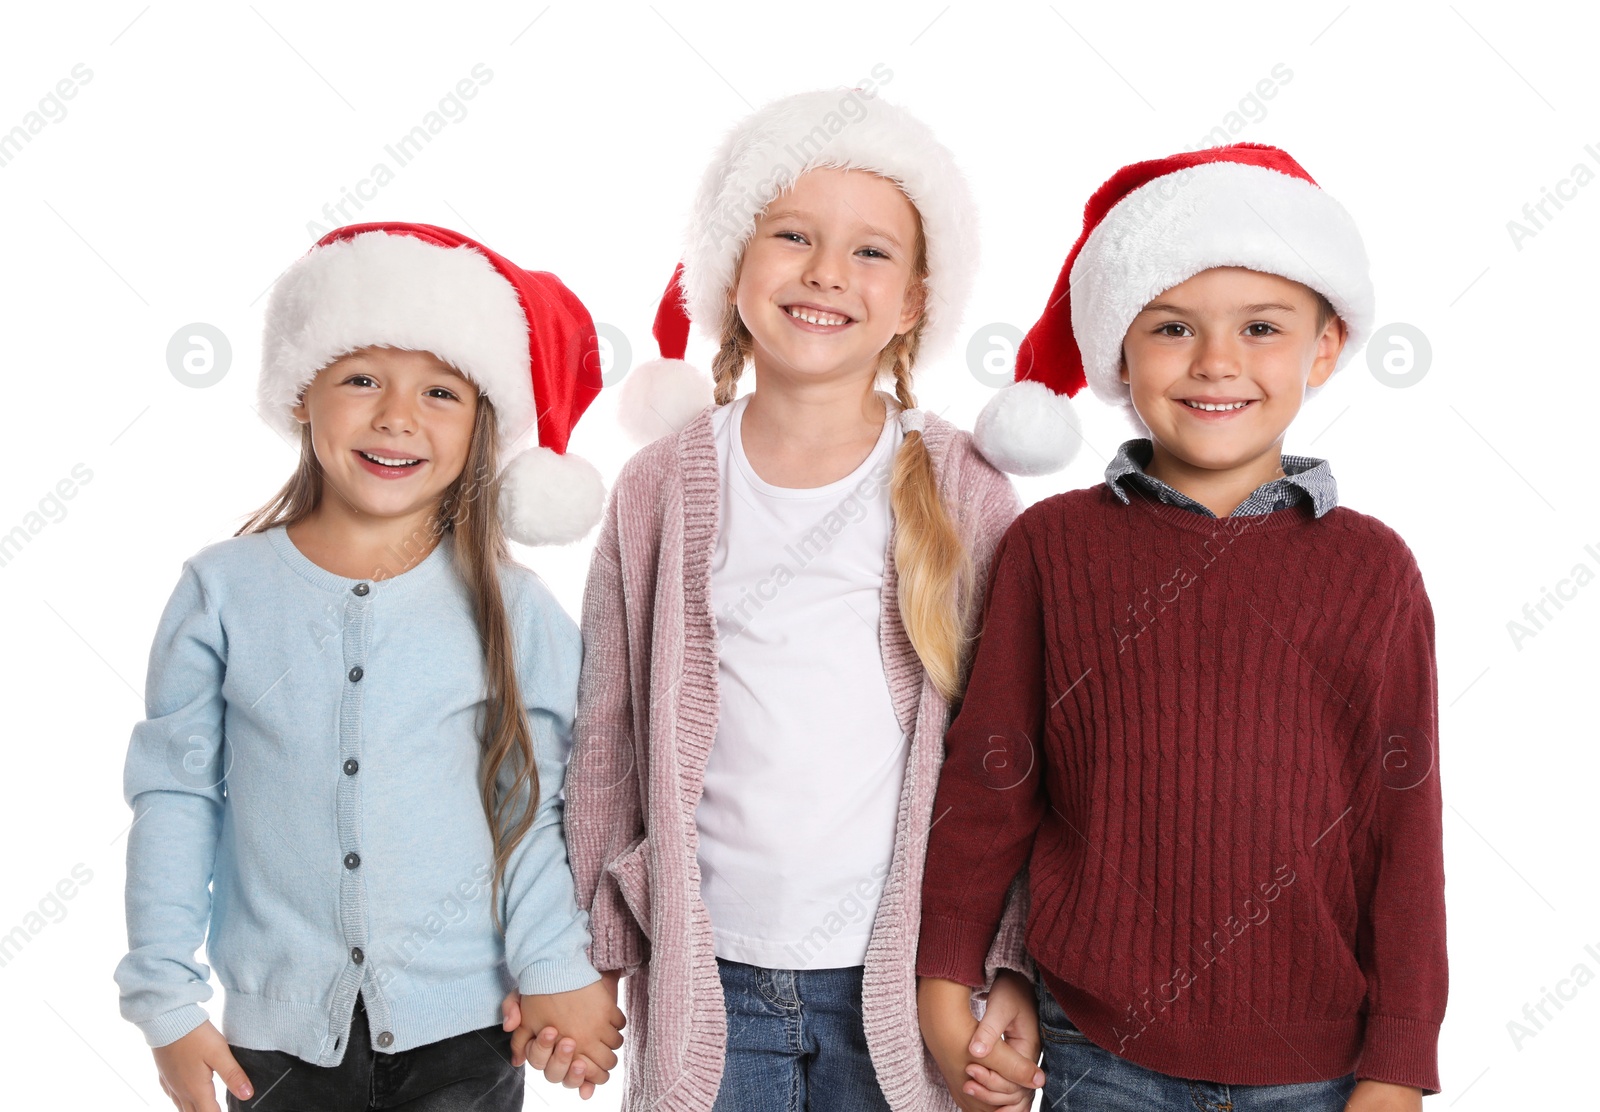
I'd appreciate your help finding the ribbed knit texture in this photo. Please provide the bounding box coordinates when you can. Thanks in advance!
[917,485,1447,1094]
[564,403,1030,1111]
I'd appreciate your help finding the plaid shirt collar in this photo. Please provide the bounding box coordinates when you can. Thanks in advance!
[1104,438,1338,518]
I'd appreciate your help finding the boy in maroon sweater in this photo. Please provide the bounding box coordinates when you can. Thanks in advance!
[917,144,1446,1112]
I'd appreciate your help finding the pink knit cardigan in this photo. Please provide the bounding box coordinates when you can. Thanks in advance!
[565,403,1030,1111]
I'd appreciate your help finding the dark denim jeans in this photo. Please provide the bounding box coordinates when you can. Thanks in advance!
[712,957,891,1112]
[226,997,522,1111]
[1036,979,1358,1111]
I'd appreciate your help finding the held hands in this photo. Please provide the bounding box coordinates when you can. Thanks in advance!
[918,972,1045,1112]
[150,1020,253,1112]
[501,971,624,1100]
[1345,1080,1425,1112]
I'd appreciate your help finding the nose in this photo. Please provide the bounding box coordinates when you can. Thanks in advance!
[373,388,418,436]
[802,243,848,292]
[1190,332,1241,381]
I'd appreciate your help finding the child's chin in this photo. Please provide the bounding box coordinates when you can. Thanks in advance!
[338,483,436,518]
[761,350,875,382]
[1161,441,1267,473]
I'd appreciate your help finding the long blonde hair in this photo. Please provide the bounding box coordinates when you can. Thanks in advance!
[711,224,975,701]
[237,396,537,933]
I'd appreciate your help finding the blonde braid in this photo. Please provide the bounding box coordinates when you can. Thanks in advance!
[885,331,917,410]
[713,302,752,405]
[886,322,972,701]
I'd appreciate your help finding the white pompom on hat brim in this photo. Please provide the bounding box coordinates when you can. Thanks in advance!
[499,445,605,547]
[615,263,714,444]
[973,380,1084,477]
[618,357,714,444]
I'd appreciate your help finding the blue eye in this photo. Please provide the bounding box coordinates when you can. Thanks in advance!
[858,247,889,259]
[776,231,807,244]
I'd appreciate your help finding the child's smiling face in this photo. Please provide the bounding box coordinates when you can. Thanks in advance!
[1120,267,1345,489]
[732,166,924,388]
[291,345,480,523]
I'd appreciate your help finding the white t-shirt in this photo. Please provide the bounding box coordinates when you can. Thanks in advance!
[695,394,908,970]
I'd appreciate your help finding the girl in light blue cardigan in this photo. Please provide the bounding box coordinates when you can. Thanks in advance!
[116,223,623,1111]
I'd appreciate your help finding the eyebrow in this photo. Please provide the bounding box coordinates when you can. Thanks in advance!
[341,351,471,383]
[762,206,905,250]
[1140,301,1300,315]
[861,225,904,250]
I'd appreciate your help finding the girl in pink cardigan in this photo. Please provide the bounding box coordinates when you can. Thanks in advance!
[518,90,1044,1111]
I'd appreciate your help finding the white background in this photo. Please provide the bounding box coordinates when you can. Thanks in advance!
[1,1,1594,1108]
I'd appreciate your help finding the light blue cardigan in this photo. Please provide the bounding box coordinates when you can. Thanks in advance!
[114,525,599,1065]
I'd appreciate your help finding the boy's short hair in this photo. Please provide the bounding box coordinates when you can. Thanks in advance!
[1312,289,1336,331]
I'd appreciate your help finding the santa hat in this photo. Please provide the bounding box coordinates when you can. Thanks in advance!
[619,87,980,440]
[973,143,1374,476]
[259,222,605,545]
[616,262,712,444]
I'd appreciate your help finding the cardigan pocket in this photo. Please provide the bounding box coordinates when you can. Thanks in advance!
[604,835,653,943]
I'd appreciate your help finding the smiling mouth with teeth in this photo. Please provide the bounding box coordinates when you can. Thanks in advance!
[785,305,852,326]
[1181,400,1254,412]
[358,450,423,467]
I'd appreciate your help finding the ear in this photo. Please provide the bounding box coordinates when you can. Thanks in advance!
[896,278,926,337]
[1307,316,1347,388]
[290,394,310,425]
[1118,351,1130,385]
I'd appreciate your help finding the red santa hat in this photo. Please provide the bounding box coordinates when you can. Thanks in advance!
[259,222,605,545]
[973,143,1374,476]
[619,87,980,441]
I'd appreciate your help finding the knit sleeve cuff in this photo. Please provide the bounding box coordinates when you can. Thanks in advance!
[587,918,647,977]
[584,867,649,976]
[917,914,999,989]
[140,1003,209,1049]
[1356,1014,1442,1094]
[516,957,602,998]
[981,875,1035,992]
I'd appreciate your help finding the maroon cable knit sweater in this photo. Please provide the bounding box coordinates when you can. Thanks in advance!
[916,485,1447,1093]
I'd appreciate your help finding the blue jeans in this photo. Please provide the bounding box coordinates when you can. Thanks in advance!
[712,957,890,1112]
[1036,980,1357,1111]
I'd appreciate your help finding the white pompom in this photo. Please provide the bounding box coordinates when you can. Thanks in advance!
[617,357,714,444]
[499,446,606,546]
[972,380,1083,476]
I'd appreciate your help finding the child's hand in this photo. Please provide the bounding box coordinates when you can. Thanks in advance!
[1345,1080,1424,1112]
[508,975,625,1094]
[918,976,1044,1112]
[503,971,624,1073]
[501,988,602,1100]
[150,1021,253,1112]
[962,970,1044,1111]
